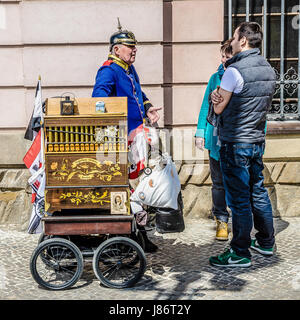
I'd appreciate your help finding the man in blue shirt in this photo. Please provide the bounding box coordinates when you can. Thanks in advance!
[92,21,161,252]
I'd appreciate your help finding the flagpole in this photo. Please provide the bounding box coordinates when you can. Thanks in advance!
[39,76,45,168]
[39,75,46,224]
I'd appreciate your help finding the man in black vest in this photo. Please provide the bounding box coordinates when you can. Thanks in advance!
[209,22,276,267]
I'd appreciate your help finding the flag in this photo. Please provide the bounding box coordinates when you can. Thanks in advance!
[23,78,45,234]
[24,78,43,141]
[23,130,46,234]
[128,124,147,179]
[23,130,44,202]
[27,164,45,234]
[128,123,159,179]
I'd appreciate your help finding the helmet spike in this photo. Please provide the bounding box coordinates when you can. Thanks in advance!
[109,19,137,51]
[117,17,122,31]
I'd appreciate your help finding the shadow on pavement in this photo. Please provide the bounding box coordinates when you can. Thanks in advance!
[60,217,290,298]
[126,217,289,300]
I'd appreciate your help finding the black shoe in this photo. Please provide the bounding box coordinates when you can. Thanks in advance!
[144,238,158,253]
[137,225,158,253]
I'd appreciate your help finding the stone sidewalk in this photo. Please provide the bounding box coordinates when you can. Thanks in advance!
[0,217,299,300]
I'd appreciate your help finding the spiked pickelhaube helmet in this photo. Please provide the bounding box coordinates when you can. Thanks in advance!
[109,18,137,51]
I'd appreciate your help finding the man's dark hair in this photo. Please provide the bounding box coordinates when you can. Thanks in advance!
[237,22,263,48]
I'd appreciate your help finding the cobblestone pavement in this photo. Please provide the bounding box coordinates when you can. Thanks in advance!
[0,217,299,300]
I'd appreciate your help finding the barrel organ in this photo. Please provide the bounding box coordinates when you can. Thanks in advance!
[44,97,130,215]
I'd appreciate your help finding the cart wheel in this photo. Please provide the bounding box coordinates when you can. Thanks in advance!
[93,237,146,289]
[38,233,71,244]
[38,232,47,244]
[130,230,145,251]
[37,234,55,267]
[30,238,84,290]
[38,232,56,244]
[127,231,146,266]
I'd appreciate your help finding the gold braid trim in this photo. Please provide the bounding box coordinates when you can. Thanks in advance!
[108,54,129,71]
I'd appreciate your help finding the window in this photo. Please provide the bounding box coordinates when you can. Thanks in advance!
[224,0,300,121]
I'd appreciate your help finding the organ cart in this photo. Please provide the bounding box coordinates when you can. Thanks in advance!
[29,96,147,290]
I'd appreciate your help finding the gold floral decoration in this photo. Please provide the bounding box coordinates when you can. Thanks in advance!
[59,190,110,206]
[50,158,122,182]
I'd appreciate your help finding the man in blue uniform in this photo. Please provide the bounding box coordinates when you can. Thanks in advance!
[92,21,161,134]
[92,21,161,252]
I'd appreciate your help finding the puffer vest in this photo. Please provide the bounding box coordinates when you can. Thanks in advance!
[219,48,276,143]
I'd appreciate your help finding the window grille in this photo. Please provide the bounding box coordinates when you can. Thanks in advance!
[224,0,300,121]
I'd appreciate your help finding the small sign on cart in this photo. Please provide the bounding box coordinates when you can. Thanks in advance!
[111,191,127,214]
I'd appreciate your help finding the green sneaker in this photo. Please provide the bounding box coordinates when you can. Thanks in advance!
[209,248,251,268]
[250,239,274,256]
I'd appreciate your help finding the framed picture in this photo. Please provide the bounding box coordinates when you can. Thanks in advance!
[110,191,127,214]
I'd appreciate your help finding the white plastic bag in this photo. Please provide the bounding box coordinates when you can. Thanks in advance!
[130,153,181,211]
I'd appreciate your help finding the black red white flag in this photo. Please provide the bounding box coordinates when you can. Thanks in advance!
[23,77,45,234]
[24,78,43,141]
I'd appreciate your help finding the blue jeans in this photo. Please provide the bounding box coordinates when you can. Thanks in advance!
[219,142,275,258]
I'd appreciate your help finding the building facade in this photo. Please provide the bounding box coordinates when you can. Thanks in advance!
[0,0,299,230]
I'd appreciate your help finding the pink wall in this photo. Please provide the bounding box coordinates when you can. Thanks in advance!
[0,0,224,163]
[0,0,223,129]
[0,0,164,128]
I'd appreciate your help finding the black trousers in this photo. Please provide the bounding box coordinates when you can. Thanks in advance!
[209,152,229,223]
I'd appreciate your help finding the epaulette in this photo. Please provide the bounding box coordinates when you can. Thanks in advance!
[102,60,114,67]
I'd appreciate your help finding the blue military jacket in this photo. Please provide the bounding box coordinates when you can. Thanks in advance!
[92,55,151,133]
